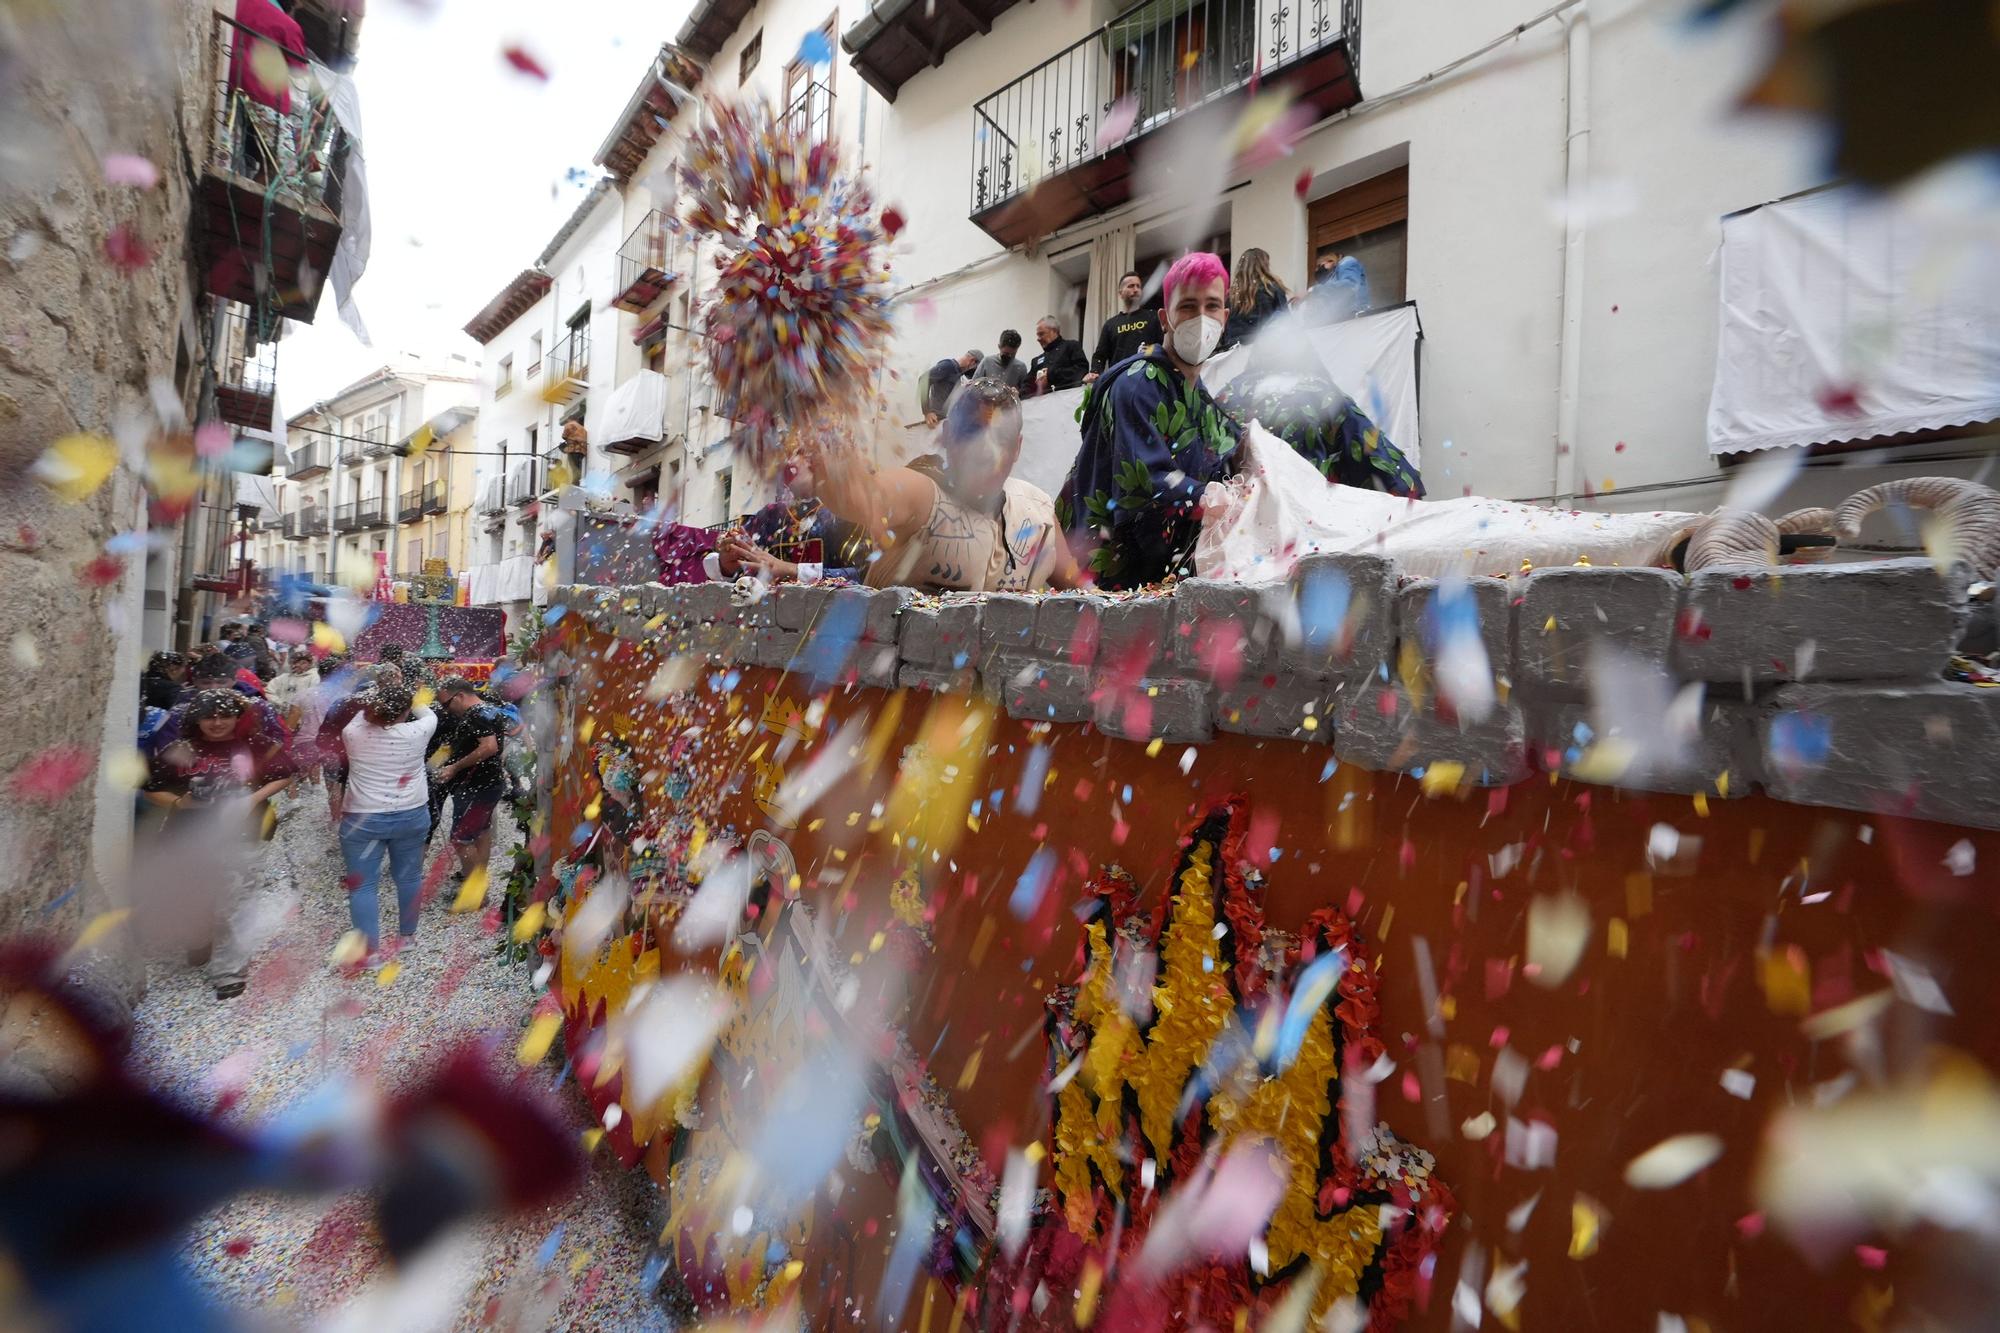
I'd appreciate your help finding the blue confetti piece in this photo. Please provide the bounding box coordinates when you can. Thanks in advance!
[797,595,865,686]
[797,29,833,65]
[1319,758,1337,782]
[1298,562,1352,653]
[1016,744,1049,815]
[544,604,567,624]
[536,1224,566,1269]
[40,883,79,915]
[1271,947,1346,1071]
[1009,847,1056,919]
[1769,711,1832,767]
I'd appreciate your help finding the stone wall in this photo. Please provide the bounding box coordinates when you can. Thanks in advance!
[553,551,1999,831]
[0,0,211,942]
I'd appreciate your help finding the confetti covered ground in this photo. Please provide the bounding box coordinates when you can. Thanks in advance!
[126,791,669,1331]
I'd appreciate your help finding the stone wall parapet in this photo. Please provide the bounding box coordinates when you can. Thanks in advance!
[552,552,1996,828]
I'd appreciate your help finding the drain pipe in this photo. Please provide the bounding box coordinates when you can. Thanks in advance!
[1553,4,1590,506]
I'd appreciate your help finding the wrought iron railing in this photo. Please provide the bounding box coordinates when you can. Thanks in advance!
[288,441,330,475]
[422,479,447,514]
[478,474,508,514]
[356,495,387,527]
[285,511,329,539]
[333,501,361,531]
[399,489,423,522]
[550,328,591,386]
[508,459,543,506]
[216,301,278,399]
[205,12,349,219]
[615,210,678,310]
[970,0,1359,215]
[785,80,835,145]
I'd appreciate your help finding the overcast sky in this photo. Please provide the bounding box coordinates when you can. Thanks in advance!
[276,0,689,411]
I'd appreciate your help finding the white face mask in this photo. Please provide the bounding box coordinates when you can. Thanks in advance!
[1167,312,1224,365]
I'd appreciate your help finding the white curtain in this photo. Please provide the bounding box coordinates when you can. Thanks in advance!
[1084,225,1137,352]
[1706,185,2000,455]
[311,60,371,344]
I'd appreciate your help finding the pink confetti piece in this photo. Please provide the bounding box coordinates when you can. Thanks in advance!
[102,153,160,189]
[502,44,549,79]
[103,224,153,273]
[1096,96,1138,150]
[194,421,232,459]
[1855,1244,1887,1269]
[9,745,94,802]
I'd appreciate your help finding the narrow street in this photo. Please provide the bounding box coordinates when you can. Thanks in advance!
[125,797,667,1331]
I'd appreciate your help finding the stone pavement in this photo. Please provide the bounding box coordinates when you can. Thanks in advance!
[126,789,669,1330]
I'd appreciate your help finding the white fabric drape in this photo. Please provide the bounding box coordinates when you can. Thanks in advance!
[311,60,371,344]
[1084,225,1137,352]
[1706,185,2000,455]
[601,369,669,448]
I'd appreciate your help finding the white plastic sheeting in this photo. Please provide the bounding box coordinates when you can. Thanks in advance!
[1197,424,1697,582]
[311,60,370,343]
[1706,186,2000,455]
[1009,303,1424,498]
[601,369,670,449]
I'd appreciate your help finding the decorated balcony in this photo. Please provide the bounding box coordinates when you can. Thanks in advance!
[969,0,1362,245]
[287,441,330,479]
[544,329,590,405]
[212,300,278,431]
[196,12,352,321]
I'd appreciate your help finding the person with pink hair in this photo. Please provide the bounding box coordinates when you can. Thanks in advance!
[1056,251,1240,588]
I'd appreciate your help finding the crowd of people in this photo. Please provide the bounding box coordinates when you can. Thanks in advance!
[671,244,1418,598]
[137,628,526,1000]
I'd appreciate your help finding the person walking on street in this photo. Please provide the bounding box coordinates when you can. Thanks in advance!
[141,688,296,998]
[335,681,437,951]
[432,677,509,895]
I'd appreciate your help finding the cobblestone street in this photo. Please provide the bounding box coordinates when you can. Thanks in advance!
[126,793,668,1331]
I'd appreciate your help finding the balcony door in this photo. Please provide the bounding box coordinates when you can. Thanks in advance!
[783,17,837,141]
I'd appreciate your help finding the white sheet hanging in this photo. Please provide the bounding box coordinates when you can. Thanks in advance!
[311,60,371,344]
[1706,185,2000,455]
[1195,423,1698,582]
[601,369,670,448]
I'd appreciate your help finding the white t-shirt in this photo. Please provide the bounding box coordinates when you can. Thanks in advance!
[341,706,439,815]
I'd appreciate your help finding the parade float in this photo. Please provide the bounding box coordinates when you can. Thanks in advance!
[531,544,2000,1330]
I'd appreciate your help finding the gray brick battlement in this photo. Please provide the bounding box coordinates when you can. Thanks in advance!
[551,550,1997,830]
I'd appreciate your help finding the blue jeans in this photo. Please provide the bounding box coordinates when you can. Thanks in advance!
[339,806,430,945]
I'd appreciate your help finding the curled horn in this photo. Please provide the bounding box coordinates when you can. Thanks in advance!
[1833,477,2000,578]
[1683,507,1780,572]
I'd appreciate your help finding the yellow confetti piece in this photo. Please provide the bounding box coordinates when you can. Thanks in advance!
[70,909,131,953]
[1607,917,1629,958]
[33,433,117,502]
[581,1127,605,1152]
[1378,903,1395,939]
[1420,761,1465,796]
[579,716,597,745]
[517,1011,561,1065]
[567,1247,593,1277]
[1144,737,1162,757]
[311,622,346,653]
[1692,791,1710,817]
[1759,947,1811,1016]
[1569,1195,1605,1258]
[375,961,401,987]
[1543,615,1558,632]
[513,901,547,941]
[1625,872,1653,919]
[956,1043,985,1091]
[452,865,489,913]
[1716,769,1731,798]
[329,929,368,967]
[413,687,436,711]
[105,748,149,790]
[1074,1259,1104,1327]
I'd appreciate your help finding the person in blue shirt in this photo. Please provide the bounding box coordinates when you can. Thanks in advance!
[713,446,874,583]
[1307,250,1372,324]
[1057,251,1241,589]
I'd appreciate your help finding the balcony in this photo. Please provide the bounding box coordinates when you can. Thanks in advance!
[613,211,680,314]
[785,80,835,146]
[362,425,395,458]
[356,496,389,529]
[212,301,278,431]
[195,13,351,322]
[398,489,423,523]
[422,479,448,515]
[258,508,287,531]
[343,428,385,465]
[288,441,331,478]
[333,500,361,532]
[478,474,509,516]
[508,459,544,506]
[285,510,329,541]
[544,329,590,405]
[968,0,1361,247]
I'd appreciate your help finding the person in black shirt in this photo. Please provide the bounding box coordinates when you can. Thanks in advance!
[922,349,982,426]
[1087,271,1162,380]
[1217,247,1291,351]
[141,652,188,710]
[432,675,508,890]
[1028,317,1089,395]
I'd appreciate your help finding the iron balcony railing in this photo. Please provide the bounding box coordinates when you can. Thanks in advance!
[333,500,361,531]
[508,459,543,506]
[422,479,447,514]
[214,301,278,417]
[785,80,835,145]
[287,441,330,476]
[362,423,395,457]
[549,328,591,387]
[356,495,387,528]
[478,474,509,515]
[969,0,1359,215]
[614,210,680,313]
[398,489,423,523]
[287,510,328,539]
[205,12,349,220]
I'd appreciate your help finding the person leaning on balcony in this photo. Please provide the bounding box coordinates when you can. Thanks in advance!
[922,349,983,427]
[1028,318,1090,396]
[806,379,1080,594]
[229,0,309,113]
[1086,272,1162,382]
[1057,251,1242,590]
[975,330,1031,394]
[1217,248,1290,352]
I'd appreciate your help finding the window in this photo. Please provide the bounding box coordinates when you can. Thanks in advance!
[783,17,838,140]
[739,29,762,84]
[527,332,543,377]
[526,424,539,456]
[496,354,514,398]
[431,531,448,560]
[717,467,733,522]
[1308,165,1408,306]
[406,538,421,572]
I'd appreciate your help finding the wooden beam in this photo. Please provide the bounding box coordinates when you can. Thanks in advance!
[938,0,989,36]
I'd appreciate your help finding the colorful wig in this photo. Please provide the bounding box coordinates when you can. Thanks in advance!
[1162,251,1228,308]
